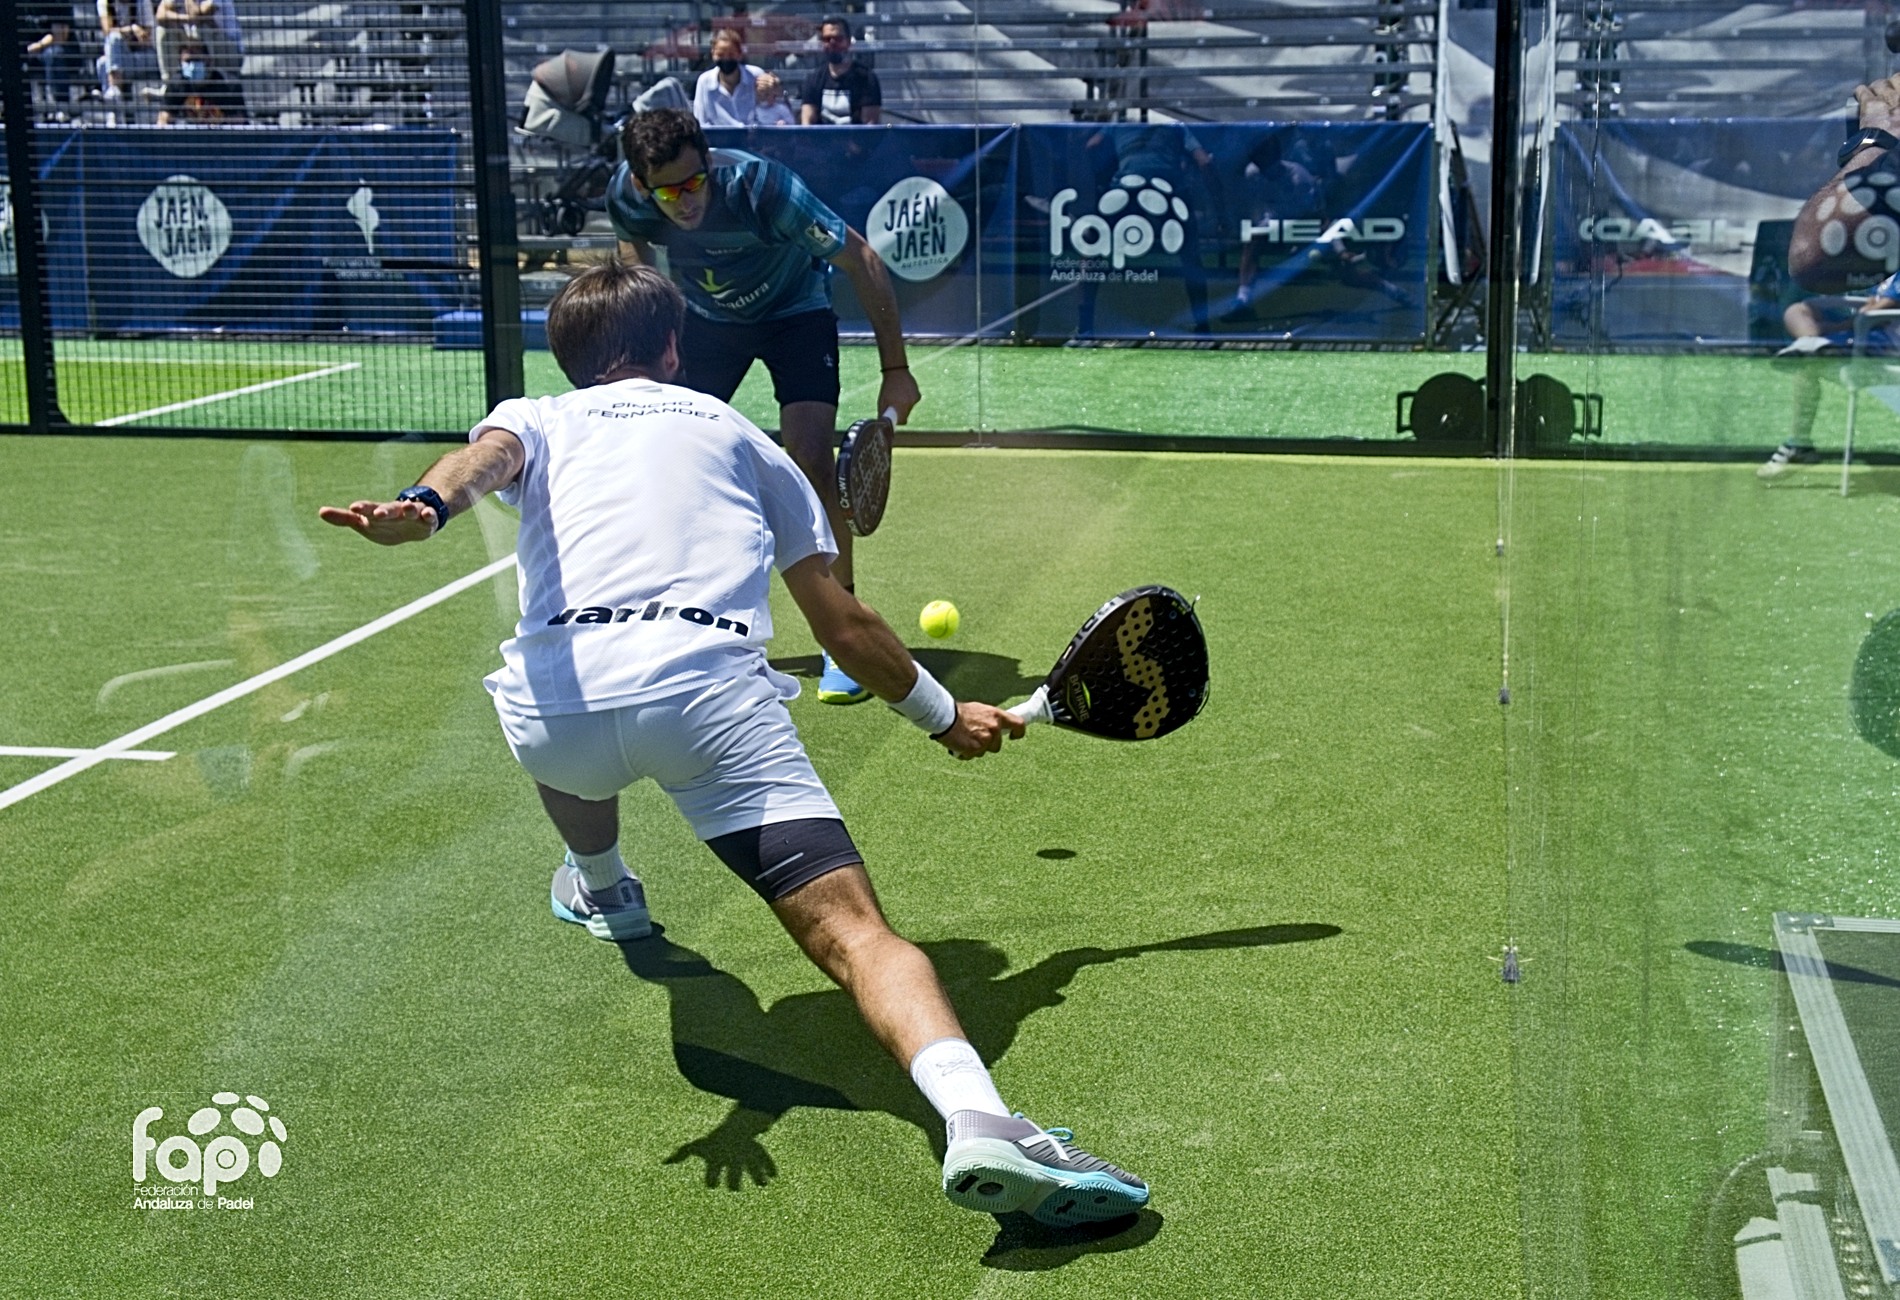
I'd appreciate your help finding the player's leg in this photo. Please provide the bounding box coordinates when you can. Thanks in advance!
[761,309,870,703]
[766,861,1149,1224]
[673,310,758,405]
[1763,296,1852,477]
[494,703,653,940]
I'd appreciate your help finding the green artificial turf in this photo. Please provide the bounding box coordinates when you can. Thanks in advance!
[4,337,1896,456]
[3,431,1897,1298]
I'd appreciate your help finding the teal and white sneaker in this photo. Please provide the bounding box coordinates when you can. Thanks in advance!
[941,1110,1149,1226]
[817,651,872,705]
[550,860,652,941]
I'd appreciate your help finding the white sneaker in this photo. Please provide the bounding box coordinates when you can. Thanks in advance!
[1757,442,1822,479]
[549,861,652,940]
[941,1110,1149,1226]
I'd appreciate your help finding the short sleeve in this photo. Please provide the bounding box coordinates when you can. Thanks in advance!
[740,417,836,571]
[744,156,847,260]
[860,68,882,108]
[471,396,543,508]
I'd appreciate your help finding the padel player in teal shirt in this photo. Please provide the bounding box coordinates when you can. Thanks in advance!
[606,109,920,705]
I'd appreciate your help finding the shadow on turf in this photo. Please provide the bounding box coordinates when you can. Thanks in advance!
[769,649,1045,702]
[617,922,1336,1257]
[981,1207,1164,1269]
[1685,940,1900,989]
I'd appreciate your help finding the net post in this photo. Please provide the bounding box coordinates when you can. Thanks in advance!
[1484,0,1522,459]
[464,0,524,409]
[0,0,65,431]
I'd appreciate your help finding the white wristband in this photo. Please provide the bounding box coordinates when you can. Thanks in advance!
[890,663,958,737]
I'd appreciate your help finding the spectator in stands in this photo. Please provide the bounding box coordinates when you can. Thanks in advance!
[156,33,244,124]
[800,16,880,125]
[96,0,158,111]
[25,2,83,117]
[693,27,762,129]
[155,0,241,87]
[752,71,795,127]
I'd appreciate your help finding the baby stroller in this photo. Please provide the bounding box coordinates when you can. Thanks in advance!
[519,48,620,236]
[518,49,693,236]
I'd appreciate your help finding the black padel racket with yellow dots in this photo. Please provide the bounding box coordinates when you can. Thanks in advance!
[836,407,895,537]
[1010,586,1208,740]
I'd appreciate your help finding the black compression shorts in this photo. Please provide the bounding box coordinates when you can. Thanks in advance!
[678,308,842,408]
[705,817,862,902]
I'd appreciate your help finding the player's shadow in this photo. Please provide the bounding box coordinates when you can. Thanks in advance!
[617,922,1338,1264]
[768,649,1045,703]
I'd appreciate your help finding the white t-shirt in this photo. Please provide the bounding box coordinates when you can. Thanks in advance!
[472,378,836,716]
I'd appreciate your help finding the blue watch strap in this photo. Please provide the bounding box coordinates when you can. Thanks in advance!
[396,485,451,532]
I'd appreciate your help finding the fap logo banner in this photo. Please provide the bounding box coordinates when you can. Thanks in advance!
[131,1091,288,1212]
[1014,122,1431,342]
[21,127,462,335]
[704,124,1017,340]
[1549,118,1841,345]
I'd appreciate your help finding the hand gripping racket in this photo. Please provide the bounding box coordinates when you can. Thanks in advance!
[1010,586,1209,740]
[836,407,896,537]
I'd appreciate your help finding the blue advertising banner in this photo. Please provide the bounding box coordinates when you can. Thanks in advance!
[1550,119,1843,346]
[704,125,1015,340]
[3,128,463,334]
[1013,122,1432,342]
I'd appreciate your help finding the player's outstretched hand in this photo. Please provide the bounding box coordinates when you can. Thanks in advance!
[317,499,437,546]
[1858,76,1900,134]
[936,701,1027,760]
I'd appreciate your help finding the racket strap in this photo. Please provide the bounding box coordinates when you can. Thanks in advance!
[890,662,957,736]
[1010,684,1053,727]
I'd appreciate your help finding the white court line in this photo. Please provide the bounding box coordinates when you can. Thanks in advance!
[0,746,174,762]
[96,362,363,426]
[0,554,518,812]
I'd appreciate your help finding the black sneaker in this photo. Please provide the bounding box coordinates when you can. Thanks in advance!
[941,1110,1148,1226]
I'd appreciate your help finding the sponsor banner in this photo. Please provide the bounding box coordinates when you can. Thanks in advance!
[0,127,461,334]
[1550,119,1841,344]
[1014,122,1432,342]
[704,125,1014,340]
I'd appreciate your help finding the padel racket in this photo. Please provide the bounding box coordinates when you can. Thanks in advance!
[1010,586,1208,740]
[836,406,896,537]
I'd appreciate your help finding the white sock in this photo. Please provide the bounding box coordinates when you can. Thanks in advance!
[908,1037,1011,1121]
[565,843,629,892]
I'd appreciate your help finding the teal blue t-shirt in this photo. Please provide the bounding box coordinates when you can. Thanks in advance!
[606,148,849,324]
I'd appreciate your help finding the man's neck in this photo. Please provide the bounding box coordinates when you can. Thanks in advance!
[720,67,741,90]
[829,58,853,78]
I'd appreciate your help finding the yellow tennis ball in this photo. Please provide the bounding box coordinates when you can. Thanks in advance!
[920,600,960,639]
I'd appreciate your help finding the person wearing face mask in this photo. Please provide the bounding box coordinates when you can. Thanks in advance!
[799,16,880,125]
[692,28,762,129]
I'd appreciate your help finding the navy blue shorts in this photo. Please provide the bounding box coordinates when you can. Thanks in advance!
[705,817,862,902]
[678,308,842,409]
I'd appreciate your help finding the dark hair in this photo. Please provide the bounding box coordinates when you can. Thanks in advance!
[544,261,685,388]
[621,109,709,185]
[818,15,852,37]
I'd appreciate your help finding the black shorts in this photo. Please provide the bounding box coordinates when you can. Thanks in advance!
[678,308,842,409]
[705,817,862,902]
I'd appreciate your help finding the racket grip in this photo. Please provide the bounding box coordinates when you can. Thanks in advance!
[1008,685,1052,728]
[881,406,898,424]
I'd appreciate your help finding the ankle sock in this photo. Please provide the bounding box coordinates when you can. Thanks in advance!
[566,843,629,893]
[909,1037,1011,1122]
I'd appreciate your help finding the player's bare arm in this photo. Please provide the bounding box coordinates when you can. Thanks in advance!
[780,554,1023,758]
[830,229,921,424]
[616,237,655,267]
[1791,77,1900,291]
[317,428,525,545]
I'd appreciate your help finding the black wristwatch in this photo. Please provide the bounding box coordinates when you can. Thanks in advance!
[1840,127,1900,168]
[396,485,452,532]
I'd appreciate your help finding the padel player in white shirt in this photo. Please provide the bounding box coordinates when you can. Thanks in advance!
[317,262,1149,1228]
